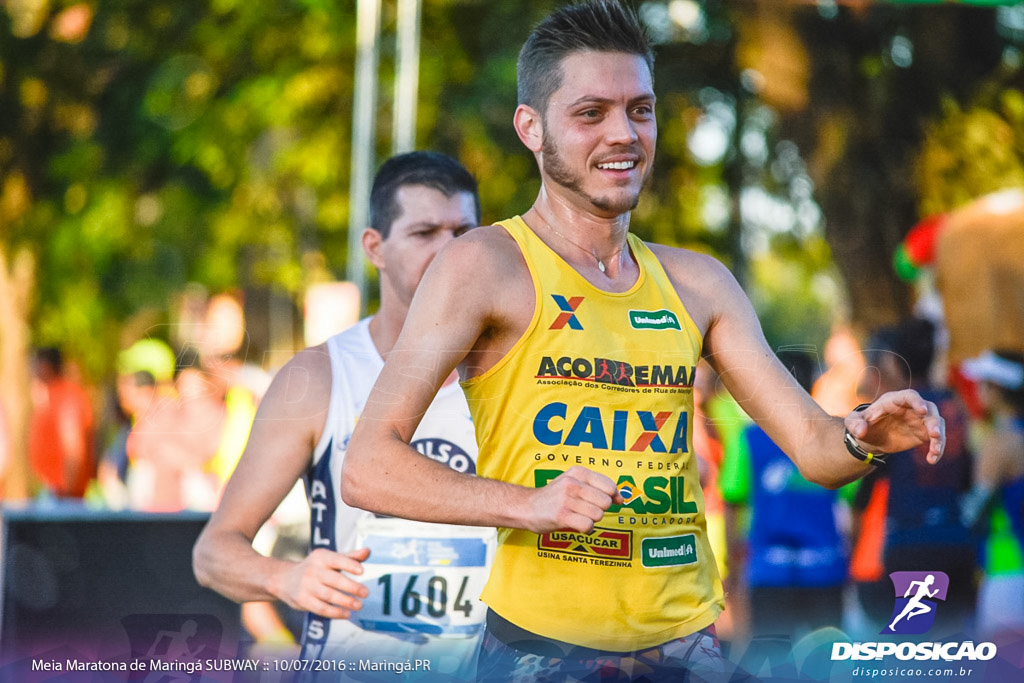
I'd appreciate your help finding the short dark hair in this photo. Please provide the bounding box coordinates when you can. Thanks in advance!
[132,370,157,388]
[517,0,654,114]
[867,317,936,382]
[368,151,480,239]
[34,347,63,374]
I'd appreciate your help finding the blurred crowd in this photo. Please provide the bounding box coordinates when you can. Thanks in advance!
[17,293,274,517]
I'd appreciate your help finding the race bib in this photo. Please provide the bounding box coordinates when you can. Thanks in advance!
[353,517,496,638]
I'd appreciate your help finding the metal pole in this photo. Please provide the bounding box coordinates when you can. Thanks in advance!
[392,0,422,154]
[347,0,382,305]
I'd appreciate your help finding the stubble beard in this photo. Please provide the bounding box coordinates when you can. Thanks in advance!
[541,133,646,216]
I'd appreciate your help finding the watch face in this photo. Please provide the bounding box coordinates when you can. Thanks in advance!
[845,430,887,467]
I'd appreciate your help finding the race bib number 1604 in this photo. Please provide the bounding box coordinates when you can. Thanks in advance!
[353,517,496,638]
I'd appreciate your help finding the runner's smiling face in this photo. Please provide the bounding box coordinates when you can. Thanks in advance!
[539,51,656,217]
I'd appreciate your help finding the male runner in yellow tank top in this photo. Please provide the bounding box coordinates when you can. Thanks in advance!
[343,2,947,680]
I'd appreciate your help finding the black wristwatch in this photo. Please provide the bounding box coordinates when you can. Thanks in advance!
[844,403,888,467]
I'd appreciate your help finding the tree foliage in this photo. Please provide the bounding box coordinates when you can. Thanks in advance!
[917,78,1024,216]
[2,0,363,378]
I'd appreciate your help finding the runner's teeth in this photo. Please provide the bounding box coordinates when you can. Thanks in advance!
[599,161,635,170]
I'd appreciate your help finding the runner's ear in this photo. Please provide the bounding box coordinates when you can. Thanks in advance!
[362,228,386,269]
[513,104,544,153]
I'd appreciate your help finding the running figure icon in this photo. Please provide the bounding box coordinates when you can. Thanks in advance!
[888,574,939,631]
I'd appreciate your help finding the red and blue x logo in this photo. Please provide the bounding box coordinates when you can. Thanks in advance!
[630,411,674,452]
[550,295,584,330]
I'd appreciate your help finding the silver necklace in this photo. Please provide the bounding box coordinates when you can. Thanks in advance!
[534,213,624,273]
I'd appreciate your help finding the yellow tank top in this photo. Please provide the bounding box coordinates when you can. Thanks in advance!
[461,216,724,651]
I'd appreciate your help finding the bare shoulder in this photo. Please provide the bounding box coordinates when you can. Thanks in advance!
[408,223,533,376]
[421,223,532,321]
[436,224,528,282]
[287,342,332,374]
[259,343,332,422]
[647,241,737,285]
[646,242,746,334]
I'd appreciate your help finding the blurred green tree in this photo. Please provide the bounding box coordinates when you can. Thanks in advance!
[917,81,1024,215]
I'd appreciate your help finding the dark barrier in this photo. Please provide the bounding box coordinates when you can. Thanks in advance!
[0,505,241,681]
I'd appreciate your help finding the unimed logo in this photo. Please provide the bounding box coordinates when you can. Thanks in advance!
[641,533,697,568]
[883,571,948,635]
[628,309,681,331]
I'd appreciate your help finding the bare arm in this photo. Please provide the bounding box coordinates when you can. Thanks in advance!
[193,346,369,620]
[660,248,945,489]
[342,231,620,533]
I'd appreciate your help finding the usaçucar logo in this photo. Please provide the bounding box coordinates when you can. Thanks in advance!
[538,527,632,559]
[629,309,681,331]
[883,571,950,635]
